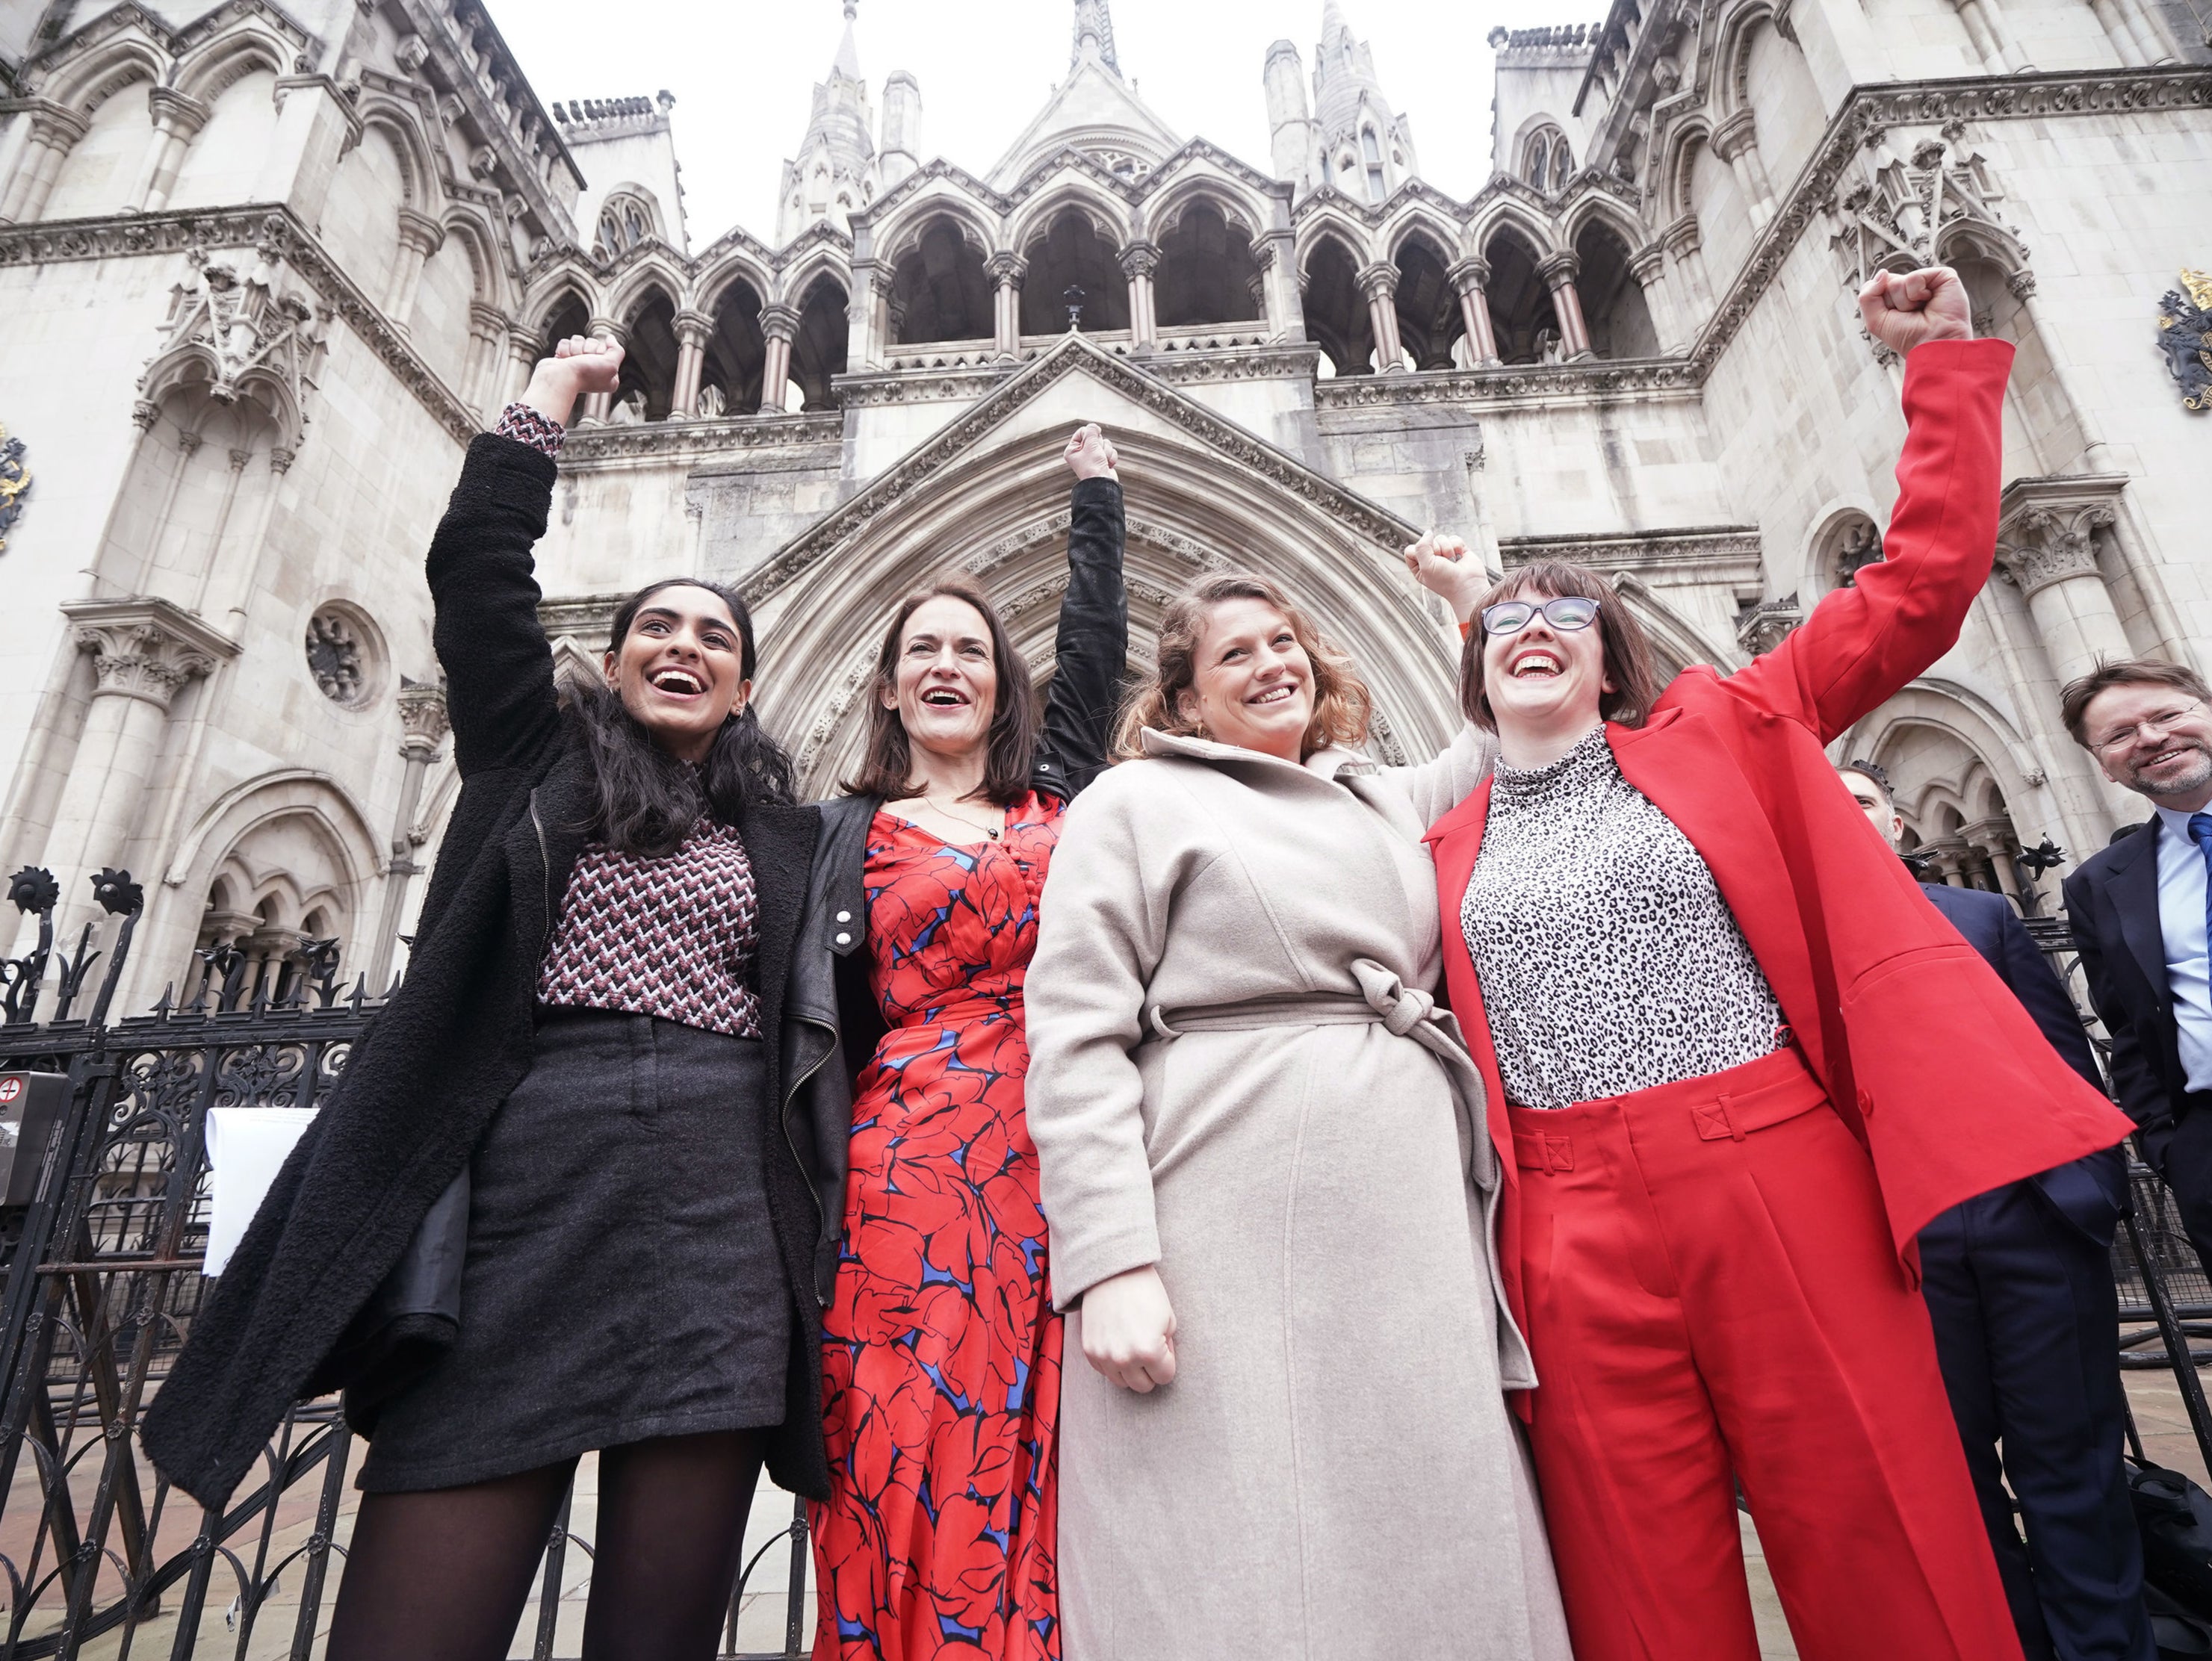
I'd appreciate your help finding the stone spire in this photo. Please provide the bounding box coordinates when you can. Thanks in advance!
[775,0,877,245]
[1309,1,1418,201]
[1072,0,1122,75]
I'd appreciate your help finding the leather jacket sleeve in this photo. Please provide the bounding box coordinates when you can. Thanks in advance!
[1032,476,1128,801]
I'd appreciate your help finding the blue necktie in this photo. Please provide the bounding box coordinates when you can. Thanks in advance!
[2188,815,2212,957]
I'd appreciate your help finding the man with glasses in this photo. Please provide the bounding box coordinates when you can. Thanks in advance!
[2060,660,2212,1271]
[1839,760,2146,1661]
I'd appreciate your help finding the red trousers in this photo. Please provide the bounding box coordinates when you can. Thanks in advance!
[1510,1048,2024,1661]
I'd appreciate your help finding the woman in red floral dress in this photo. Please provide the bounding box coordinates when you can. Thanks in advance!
[803,426,1126,1660]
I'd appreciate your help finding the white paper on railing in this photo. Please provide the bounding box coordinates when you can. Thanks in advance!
[203,1108,318,1277]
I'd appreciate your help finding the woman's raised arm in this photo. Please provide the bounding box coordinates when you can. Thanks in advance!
[1033,423,1128,799]
[1723,270,2012,742]
[427,337,624,777]
[1391,531,1498,824]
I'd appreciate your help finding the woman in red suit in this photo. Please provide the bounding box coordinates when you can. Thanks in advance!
[1424,267,2132,1661]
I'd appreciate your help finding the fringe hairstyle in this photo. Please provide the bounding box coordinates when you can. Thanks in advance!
[843,577,1041,808]
[1112,571,1372,763]
[571,577,797,858]
[1458,560,1662,732]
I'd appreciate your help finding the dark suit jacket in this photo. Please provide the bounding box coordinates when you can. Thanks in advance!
[1919,881,2127,1241]
[2064,820,2210,1148]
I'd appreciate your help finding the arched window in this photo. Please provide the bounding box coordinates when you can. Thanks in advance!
[593,191,658,258]
[1361,128,1385,203]
[1522,125,1572,194]
[888,217,993,345]
[1299,236,1375,376]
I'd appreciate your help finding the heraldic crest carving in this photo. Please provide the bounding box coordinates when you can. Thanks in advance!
[2157,270,2212,413]
[0,427,28,555]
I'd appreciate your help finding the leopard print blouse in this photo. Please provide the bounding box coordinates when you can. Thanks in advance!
[1460,724,1782,1111]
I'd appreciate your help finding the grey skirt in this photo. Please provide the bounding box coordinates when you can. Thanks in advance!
[357,1008,794,1492]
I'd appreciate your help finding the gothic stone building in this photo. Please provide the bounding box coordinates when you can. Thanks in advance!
[0,0,2208,1013]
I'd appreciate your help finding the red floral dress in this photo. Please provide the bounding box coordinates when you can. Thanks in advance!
[812,795,1065,1661]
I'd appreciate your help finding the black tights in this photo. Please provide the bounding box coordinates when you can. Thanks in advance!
[326,1429,766,1661]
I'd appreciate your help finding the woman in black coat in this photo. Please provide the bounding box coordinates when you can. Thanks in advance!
[143,337,835,1661]
[790,428,1127,1656]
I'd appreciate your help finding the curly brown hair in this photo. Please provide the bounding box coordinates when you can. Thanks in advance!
[1113,572,1372,763]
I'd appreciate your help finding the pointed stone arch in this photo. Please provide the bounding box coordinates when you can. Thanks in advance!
[741,338,1455,794]
[170,21,293,107]
[34,32,167,117]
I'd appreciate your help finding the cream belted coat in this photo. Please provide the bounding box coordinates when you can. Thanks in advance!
[1024,727,1570,1661]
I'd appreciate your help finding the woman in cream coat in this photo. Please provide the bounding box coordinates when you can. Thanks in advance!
[1023,552,1570,1661]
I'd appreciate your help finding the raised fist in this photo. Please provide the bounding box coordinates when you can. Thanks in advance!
[1858,266,1974,356]
[1065,422,1119,481]
[548,333,627,394]
[1404,530,1488,623]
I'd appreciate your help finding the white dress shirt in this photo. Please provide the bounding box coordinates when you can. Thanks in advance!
[2152,804,2212,1092]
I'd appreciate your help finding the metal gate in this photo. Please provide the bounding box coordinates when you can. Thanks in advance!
[0,867,808,1659]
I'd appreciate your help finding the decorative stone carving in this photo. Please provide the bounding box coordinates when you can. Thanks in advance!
[1997,501,2114,597]
[0,426,29,556]
[66,600,235,711]
[305,610,382,716]
[1827,128,2021,289]
[395,676,450,752]
[1835,518,1884,587]
[1736,593,1803,656]
[2155,269,2212,413]
[151,246,332,445]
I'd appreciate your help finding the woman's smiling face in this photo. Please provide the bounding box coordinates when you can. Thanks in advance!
[1479,586,1611,736]
[603,583,751,762]
[885,594,999,759]
[1180,597,1314,762]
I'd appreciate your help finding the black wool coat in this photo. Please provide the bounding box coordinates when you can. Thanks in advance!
[141,435,831,1508]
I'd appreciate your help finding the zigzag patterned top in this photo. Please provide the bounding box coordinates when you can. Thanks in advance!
[535,819,763,1038]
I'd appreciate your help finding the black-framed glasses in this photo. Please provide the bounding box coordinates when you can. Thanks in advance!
[1481,596,1601,636]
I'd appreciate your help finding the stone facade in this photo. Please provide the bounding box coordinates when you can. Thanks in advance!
[0,0,2206,1012]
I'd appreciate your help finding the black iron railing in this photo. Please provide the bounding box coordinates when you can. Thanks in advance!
[0,866,810,1660]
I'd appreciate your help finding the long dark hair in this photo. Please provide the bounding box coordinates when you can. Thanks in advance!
[572,577,796,857]
[843,577,1038,807]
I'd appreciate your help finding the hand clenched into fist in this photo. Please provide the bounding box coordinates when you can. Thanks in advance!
[1403,530,1490,625]
[1079,1264,1177,1393]
[1857,266,1974,357]
[1065,422,1120,482]
[521,333,628,426]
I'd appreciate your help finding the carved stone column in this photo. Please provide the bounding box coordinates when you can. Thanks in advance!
[505,331,542,405]
[462,302,507,416]
[1662,214,1715,315]
[1256,229,1304,342]
[1952,0,2030,70]
[0,103,90,223]
[1121,241,1160,351]
[1358,261,1406,373]
[1537,251,1593,359]
[366,678,450,990]
[758,305,799,415]
[1997,494,2131,687]
[1710,109,1778,229]
[385,208,445,330]
[129,88,211,212]
[2086,0,2151,61]
[1627,241,1682,352]
[2103,0,2174,61]
[47,599,237,930]
[849,260,889,367]
[988,252,1026,360]
[671,308,712,417]
[579,317,627,423]
[1448,256,1502,366]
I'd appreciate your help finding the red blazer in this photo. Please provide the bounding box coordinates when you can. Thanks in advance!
[1426,339,2132,1357]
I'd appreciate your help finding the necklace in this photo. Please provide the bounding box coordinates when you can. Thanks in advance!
[917,794,1003,841]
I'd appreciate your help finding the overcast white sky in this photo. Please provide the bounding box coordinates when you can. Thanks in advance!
[485,1,1604,246]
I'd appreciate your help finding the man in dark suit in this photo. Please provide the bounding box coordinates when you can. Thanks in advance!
[2060,659,2212,1277]
[1841,760,2149,1661]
